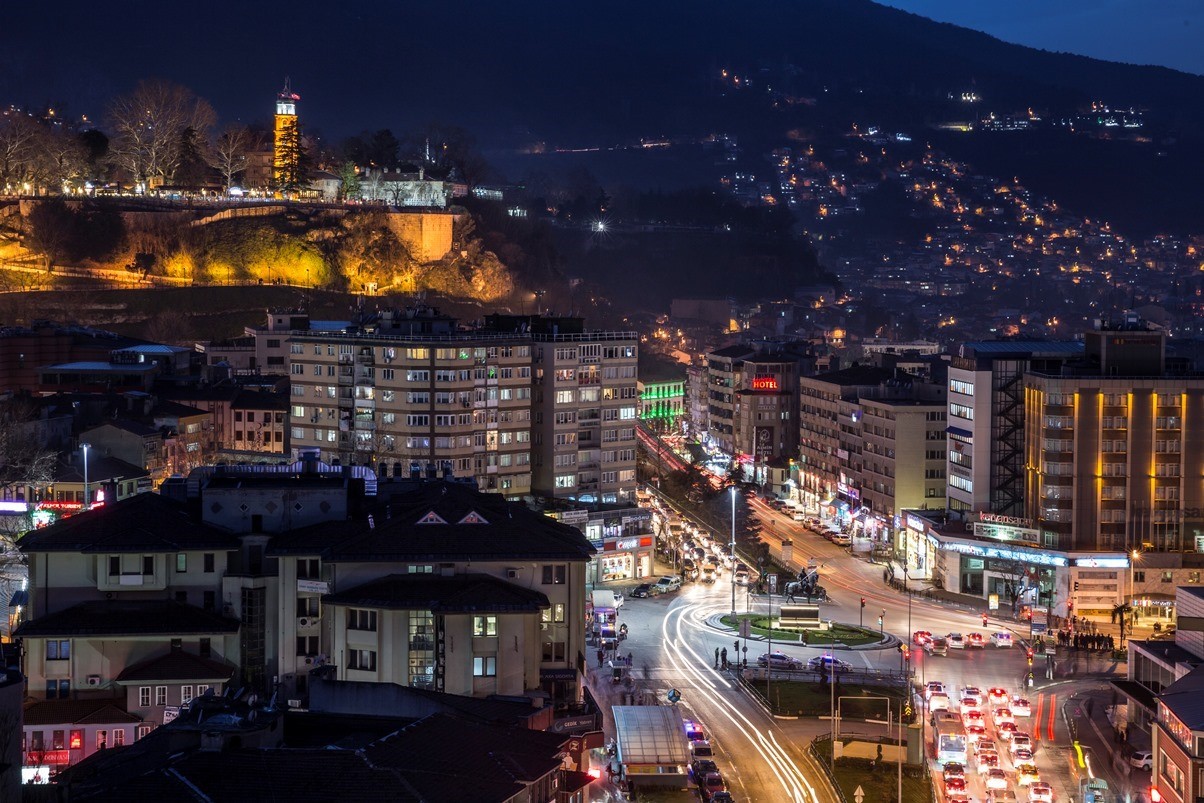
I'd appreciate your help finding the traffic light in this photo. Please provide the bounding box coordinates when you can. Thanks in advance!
[861,597,866,608]
[1074,581,1080,591]
[878,615,884,627]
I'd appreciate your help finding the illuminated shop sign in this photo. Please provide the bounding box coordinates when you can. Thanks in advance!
[905,514,925,532]
[1072,557,1130,568]
[750,377,779,391]
[940,540,1068,567]
[979,512,1034,528]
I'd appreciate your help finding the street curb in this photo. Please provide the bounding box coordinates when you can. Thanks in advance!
[704,613,902,650]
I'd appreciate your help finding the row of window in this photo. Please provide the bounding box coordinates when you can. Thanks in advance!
[137,684,211,707]
[26,726,148,753]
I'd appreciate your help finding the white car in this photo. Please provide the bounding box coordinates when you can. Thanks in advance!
[925,681,947,700]
[928,693,951,713]
[1129,750,1153,771]
[1010,697,1031,716]
[1009,734,1033,755]
[1028,781,1054,802]
[960,698,982,715]
[758,651,803,670]
[947,633,966,650]
[992,708,1014,728]
[985,768,1009,790]
[991,631,1014,648]
[987,687,1010,707]
[734,570,750,586]
[655,576,682,593]
[961,687,985,706]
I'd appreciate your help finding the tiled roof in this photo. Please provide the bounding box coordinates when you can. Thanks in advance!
[24,698,142,727]
[15,600,240,638]
[114,650,236,683]
[269,481,594,562]
[52,455,149,484]
[19,492,239,553]
[323,573,549,614]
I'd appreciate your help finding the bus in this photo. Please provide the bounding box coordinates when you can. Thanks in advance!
[933,711,968,765]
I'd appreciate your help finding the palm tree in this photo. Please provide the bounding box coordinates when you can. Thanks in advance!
[1111,602,1133,643]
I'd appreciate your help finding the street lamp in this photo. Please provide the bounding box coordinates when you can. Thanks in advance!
[730,485,737,619]
[80,442,91,511]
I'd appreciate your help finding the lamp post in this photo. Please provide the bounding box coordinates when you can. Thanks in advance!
[81,442,91,511]
[730,486,737,619]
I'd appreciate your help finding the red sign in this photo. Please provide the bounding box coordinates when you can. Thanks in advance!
[750,377,779,391]
[27,749,70,765]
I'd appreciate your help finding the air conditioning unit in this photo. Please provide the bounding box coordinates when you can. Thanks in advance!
[298,617,310,627]
[86,675,102,687]
[505,568,520,579]
[304,656,315,665]
[287,698,303,709]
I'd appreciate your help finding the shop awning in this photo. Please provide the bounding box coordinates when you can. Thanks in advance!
[947,426,974,440]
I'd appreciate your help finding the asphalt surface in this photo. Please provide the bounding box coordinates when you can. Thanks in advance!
[589,489,1128,802]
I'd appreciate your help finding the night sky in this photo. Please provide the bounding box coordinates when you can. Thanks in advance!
[877,0,1204,76]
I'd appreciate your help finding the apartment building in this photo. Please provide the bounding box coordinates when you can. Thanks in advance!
[702,340,816,465]
[287,310,535,497]
[945,340,1083,517]
[1023,317,1204,553]
[285,310,638,503]
[858,396,948,539]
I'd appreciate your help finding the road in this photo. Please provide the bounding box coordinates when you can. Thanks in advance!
[605,486,1127,802]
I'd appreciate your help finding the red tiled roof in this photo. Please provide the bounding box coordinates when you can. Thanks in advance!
[24,698,142,727]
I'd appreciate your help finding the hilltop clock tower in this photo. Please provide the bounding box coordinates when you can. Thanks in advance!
[273,79,301,190]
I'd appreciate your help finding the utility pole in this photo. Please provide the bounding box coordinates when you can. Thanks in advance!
[730,486,737,619]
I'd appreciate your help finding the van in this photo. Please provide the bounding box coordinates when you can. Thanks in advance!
[791,510,806,522]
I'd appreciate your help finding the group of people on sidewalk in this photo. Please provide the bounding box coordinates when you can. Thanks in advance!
[1056,630,1116,651]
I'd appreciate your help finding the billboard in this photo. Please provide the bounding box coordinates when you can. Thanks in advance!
[754,426,774,458]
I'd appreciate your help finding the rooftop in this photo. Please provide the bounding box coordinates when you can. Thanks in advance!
[15,600,240,638]
[323,573,549,614]
[114,650,237,684]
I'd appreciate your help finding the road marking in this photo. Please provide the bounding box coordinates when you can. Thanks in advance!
[1032,694,1042,742]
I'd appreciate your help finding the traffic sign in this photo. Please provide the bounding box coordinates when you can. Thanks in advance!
[667,688,681,704]
[768,573,778,593]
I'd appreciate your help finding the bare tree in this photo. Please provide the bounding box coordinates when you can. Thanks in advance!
[33,127,88,192]
[0,114,40,192]
[207,124,253,193]
[106,80,217,189]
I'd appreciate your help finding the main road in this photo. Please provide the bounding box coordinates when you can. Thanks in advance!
[611,487,1127,802]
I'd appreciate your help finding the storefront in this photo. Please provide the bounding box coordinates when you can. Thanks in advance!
[902,513,938,581]
[597,536,654,582]
[931,533,1070,618]
[552,507,653,586]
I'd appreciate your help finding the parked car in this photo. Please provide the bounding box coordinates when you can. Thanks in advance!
[655,576,682,593]
[758,651,803,670]
[1129,750,1153,771]
[807,654,852,673]
[631,583,654,598]
[699,771,726,801]
[689,759,718,781]
[690,740,715,758]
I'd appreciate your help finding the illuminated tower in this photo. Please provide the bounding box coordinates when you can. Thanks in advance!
[273,79,301,191]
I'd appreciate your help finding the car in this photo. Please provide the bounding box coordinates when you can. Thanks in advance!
[992,708,1015,727]
[929,693,951,713]
[701,566,717,583]
[689,758,718,781]
[1010,697,1032,716]
[997,722,1018,741]
[655,576,682,593]
[926,637,949,656]
[1130,750,1153,770]
[1012,748,1034,764]
[691,740,715,758]
[976,750,1000,774]
[1016,764,1040,787]
[943,763,966,783]
[1027,781,1054,802]
[987,687,1010,707]
[1009,734,1032,754]
[925,681,947,700]
[985,768,1010,790]
[966,724,988,743]
[967,632,987,648]
[758,651,803,670]
[961,687,985,706]
[992,632,1014,648]
[913,630,934,646]
[961,698,983,716]
[947,797,972,803]
[710,793,736,803]
[962,710,985,727]
[975,739,998,755]
[734,570,750,586]
[700,771,727,800]
[944,778,968,795]
[831,533,852,546]
[683,719,707,742]
[947,633,966,649]
[631,583,654,598]
[807,655,852,673]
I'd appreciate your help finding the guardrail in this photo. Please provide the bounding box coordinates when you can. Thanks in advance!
[807,737,850,803]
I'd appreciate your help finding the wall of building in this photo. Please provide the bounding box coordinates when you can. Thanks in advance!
[384,212,455,263]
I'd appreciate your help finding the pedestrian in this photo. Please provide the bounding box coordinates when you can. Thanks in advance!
[721,647,728,669]
[597,648,604,667]
[627,652,633,666]
[715,647,720,668]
